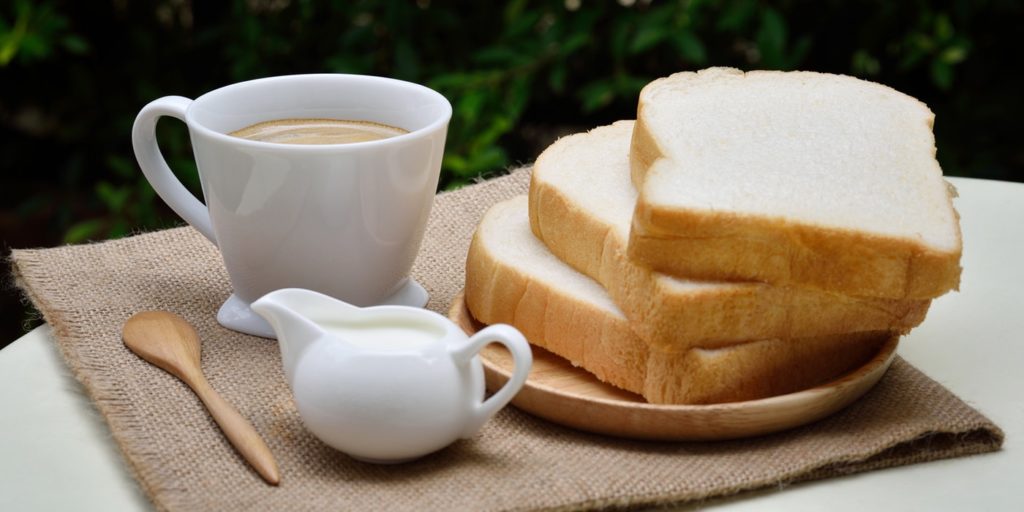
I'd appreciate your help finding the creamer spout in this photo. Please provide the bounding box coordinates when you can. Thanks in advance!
[251,288,332,384]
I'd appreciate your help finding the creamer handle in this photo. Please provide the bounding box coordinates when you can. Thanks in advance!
[131,95,216,243]
[451,324,532,437]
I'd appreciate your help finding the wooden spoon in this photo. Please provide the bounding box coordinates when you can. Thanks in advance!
[122,311,280,485]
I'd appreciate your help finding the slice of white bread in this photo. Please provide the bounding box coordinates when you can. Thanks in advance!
[530,121,928,350]
[629,67,962,299]
[465,196,892,404]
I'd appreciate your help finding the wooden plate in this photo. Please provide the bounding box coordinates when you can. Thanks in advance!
[449,293,898,441]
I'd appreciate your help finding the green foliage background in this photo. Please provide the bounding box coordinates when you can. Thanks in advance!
[2,0,1022,343]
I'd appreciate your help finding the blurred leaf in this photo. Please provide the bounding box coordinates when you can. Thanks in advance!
[614,73,650,96]
[672,30,707,64]
[559,31,589,55]
[756,7,787,67]
[61,34,88,54]
[430,71,494,90]
[0,5,28,65]
[464,146,506,175]
[622,3,679,56]
[935,13,954,40]
[473,46,522,65]
[898,46,927,70]
[942,44,968,64]
[172,159,201,193]
[851,49,881,76]
[578,80,615,112]
[610,18,631,62]
[18,31,51,60]
[931,59,953,89]
[0,0,82,65]
[106,154,135,178]
[109,219,129,239]
[504,9,542,38]
[64,219,105,244]
[789,36,812,68]
[456,90,487,124]
[95,181,130,214]
[716,0,757,32]
[135,179,158,226]
[910,32,935,52]
[503,0,528,22]
[549,64,567,92]
[442,154,469,174]
[506,77,531,118]
[629,25,669,55]
[393,40,418,80]
[472,116,514,150]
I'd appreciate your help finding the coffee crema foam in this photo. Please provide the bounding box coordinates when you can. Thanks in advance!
[229,118,408,145]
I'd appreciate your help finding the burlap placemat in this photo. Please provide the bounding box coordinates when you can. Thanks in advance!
[10,167,1003,511]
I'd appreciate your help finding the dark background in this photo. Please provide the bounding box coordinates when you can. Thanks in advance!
[2,0,1022,349]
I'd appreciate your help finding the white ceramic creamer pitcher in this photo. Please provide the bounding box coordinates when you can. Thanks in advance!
[250,288,532,463]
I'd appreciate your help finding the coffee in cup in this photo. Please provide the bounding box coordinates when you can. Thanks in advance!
[229,118,409,145]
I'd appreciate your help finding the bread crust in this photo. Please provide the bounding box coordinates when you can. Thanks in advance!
[629,67,962,299]
[466,198,894,405]
[628,113,661,188]
[629,199,962,299]
[530,127,929,350]
[467,204,645,393]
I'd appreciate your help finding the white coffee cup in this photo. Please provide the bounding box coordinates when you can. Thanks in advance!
[132,74,452,338]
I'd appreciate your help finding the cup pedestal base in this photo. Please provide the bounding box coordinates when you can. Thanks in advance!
[216,279,430,339]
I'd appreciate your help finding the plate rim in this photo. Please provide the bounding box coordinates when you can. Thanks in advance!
[449,292,899,440]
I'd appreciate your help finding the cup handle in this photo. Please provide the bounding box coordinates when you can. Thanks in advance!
[450,324,532,438]
[131,96,216,244]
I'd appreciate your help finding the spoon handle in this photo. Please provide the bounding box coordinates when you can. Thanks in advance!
[189,375,281,485]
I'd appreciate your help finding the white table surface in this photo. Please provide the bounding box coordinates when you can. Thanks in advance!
[1,177,1021,511]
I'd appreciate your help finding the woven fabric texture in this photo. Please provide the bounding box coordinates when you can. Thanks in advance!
[10,167,1002,511]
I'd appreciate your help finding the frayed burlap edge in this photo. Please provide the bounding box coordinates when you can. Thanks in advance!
[9,242,191,511]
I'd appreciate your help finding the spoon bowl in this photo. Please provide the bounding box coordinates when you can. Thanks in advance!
[122,311,280,485]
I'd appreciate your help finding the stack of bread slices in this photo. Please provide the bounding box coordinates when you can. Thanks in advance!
[463,67,962,405]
